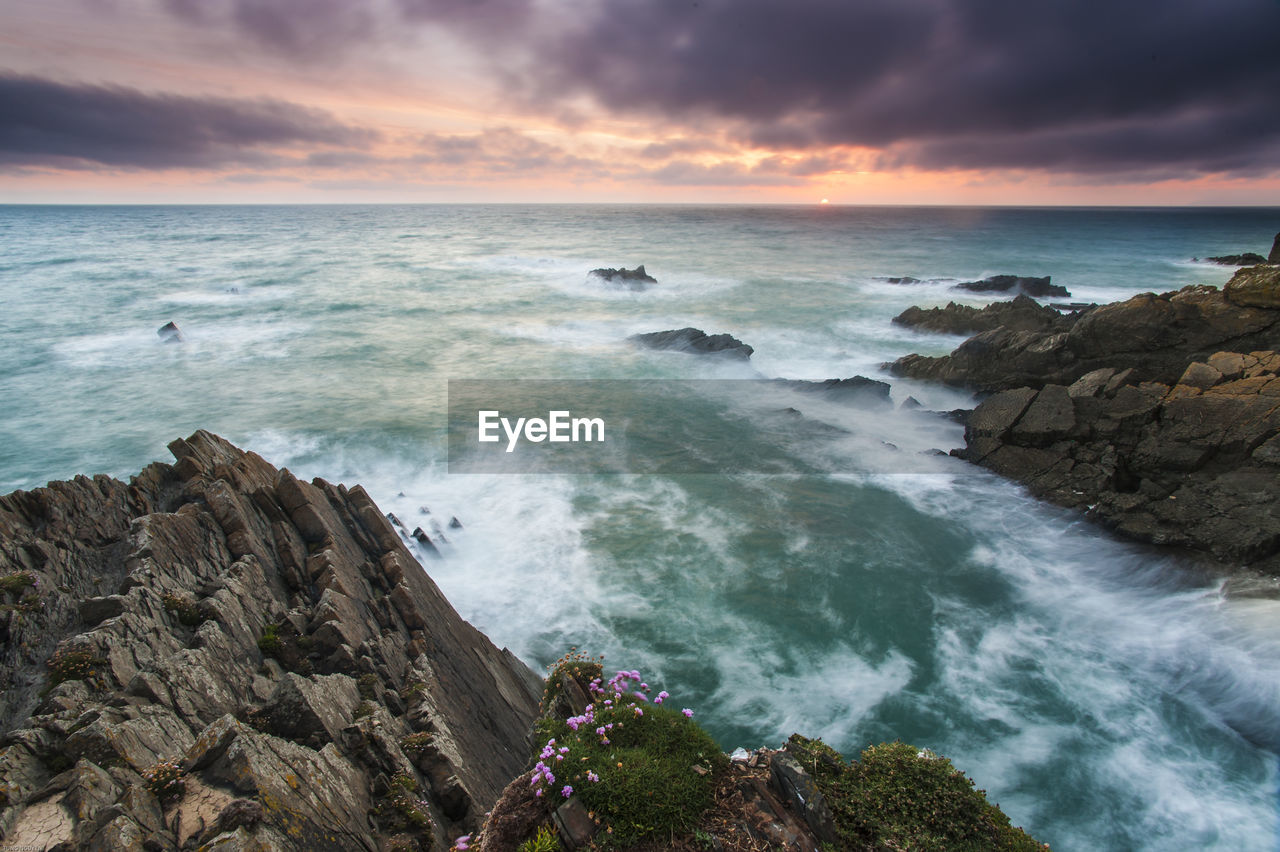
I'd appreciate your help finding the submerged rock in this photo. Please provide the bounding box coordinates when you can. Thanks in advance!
[0,431,542,850]
[955,274,1069,298]
[589,265,657,290]
[157,321,184,343]
[629,327,754,359]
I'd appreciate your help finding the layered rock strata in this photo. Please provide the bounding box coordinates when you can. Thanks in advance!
[0,430,542,851]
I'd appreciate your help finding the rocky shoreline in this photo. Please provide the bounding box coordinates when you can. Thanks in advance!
[0,431,542,851]
[0,433,1044,851]
[891,261,1280,574]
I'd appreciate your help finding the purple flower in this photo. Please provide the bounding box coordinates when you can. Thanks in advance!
[587,770,600,782]
[634,707,644,717]
[634,691,648,702]
[561,785,573,798]
[682,708,694,718]
[535,788,543,797]
[454,835,471,851]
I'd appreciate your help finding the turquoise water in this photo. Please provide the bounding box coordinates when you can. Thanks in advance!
[2,204,1279,850]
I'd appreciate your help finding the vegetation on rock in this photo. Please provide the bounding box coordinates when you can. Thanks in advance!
[786,734,1046,851]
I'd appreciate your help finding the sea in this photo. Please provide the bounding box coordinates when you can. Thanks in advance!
[2,204,1278,850]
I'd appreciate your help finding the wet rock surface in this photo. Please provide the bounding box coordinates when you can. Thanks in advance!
[589,265,657,290]
[889,273,1280,393]
[892,293,1073,336]
[629,327,754,359]
[0,430,542,850]
[958,352,1280,572]
[955,274,1069,298]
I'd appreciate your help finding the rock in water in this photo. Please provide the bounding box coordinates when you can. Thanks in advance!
[157,321,184,343]
[629,327,754,359]
[770,376,893,408]
[589,265,657,290]
[892,294,1070,335]
[0,431,542,851]
[1206,252,1268,266]
[955,275,1070,298]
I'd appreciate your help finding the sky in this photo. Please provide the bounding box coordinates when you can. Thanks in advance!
[2,0,1280,204]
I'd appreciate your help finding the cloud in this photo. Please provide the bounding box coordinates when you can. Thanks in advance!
[516,0,1280,177]
[0,74,376,170]
[161,0,376,59]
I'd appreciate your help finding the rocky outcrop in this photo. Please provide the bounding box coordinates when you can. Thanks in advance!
[1224,264,1280,309]
[1271,232,1280,264]
[157,322,183,344]
[960,352,1280,573]
[956,274,1069,298]
[771,376,893,407]
[1205,253,1267,266]
[629,327,754,359]
[889,277,1280,393]
[892,294,1071,336]
[589,265,656,290]
[0,431,541,851]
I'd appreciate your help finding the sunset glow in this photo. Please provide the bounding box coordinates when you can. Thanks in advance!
[3,0,1279,204]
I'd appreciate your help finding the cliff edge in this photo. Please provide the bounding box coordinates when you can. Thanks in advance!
[0,430,542,851]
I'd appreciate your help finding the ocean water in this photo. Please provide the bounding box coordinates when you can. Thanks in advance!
[2,204,1279,850]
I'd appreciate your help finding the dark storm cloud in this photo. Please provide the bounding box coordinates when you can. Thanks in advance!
[162,0,375,58]
[0,75,375,170]
[524,0,1280,176]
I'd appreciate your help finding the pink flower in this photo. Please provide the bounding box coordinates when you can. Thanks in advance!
[534,788,543,797]
[634,707,644,717]
[682,708,694,718]
[587,770,600,782]
[453,835,471,851]
[561,785,573,798]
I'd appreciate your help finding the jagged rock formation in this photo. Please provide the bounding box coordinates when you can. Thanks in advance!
[629,327,754,359]
[892,294,1071,336]
[955,274,1069,299]
[889,270,1280,393]
[0,431,541,851]
[1271,232,1280,264]
[589,265,656,290]
[960,352,1280,574]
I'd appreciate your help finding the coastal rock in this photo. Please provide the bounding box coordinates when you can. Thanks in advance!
[1223,263,1280,309]
[958,353,1280,572]
[589,265,656,290]
[889,283,1280,393]
[1205,252,1268,266]
[629,327,754,359]
[955,274,1069,298]
[771,376,893,408]
[157,322,183,343]
[892,294,1071,335]
[1270,231,1280,264]
[0,431,542,850]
